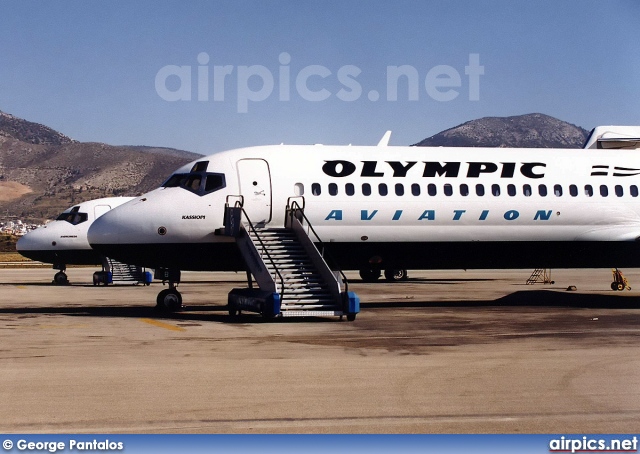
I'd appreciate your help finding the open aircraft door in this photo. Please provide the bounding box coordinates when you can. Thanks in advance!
[237,158,272,224]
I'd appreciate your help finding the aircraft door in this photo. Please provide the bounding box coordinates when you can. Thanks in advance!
[237,158,272,224]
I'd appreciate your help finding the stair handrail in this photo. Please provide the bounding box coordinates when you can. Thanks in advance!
[225,199,285,300]
[286,199,349,294]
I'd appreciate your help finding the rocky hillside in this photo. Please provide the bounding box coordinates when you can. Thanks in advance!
[0,110,201,221]
[413,113,589,148]
[0,110,76,146]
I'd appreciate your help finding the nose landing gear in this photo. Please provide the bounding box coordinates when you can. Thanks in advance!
[53,270,69,285]
[52,264,69,285]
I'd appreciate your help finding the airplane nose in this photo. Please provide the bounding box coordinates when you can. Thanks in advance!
[87,202,137,246]
[87,196,162,254]
[16,227,49,252]
[88,194,182,267]
[16,226,58,262]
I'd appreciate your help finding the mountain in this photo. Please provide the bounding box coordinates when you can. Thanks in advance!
[0,110,76,146]
[0,110,201,221]
[413,113,589,148]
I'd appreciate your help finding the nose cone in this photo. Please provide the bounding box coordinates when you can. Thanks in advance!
[16,223,98,265]
[87,193,171,266]
[88,188,223,270]
[16,227,52,258]
[88,196,162,245]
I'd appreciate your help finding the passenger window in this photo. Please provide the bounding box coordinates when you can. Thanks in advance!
[554,184,563,197]
[523,184,532,197]
[491,184,500,196]
[395,183,404,196]
[444,184,453,196]
[631,185,639,197]
[345,183,355,196]
[507,184,516,196]
[476,184,485,196]
[615,185,623,197]
[600,185,608,197]
[569,185,578,197]
[428,184,437,196]
[585,185,593,197]
[538,184,547,197]
[294,183,304,196]
[379,183,388,196]
[411,184,420,196]
[362,183,371,196]
[312,183,321,196]
[460,184,469,196]
[329,183,338,196]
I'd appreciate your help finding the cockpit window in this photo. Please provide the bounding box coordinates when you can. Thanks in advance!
[191,161,208,172]
[205,174,225,192]
[55,206,88,225]
[162,168,226,196]
[162,173,189,188]
[186,175,202,192]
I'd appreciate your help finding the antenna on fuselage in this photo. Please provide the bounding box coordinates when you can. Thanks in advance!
[377,131,392,147]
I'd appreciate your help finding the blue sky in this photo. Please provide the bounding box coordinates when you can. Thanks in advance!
[1,0,638,154]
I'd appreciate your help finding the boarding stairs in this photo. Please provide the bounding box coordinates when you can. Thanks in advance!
[93,258,152,286]
[222,197,359,320]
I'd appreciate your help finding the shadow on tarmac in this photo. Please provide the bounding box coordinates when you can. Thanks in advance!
[362,290,640,309]
[1,290,640,326]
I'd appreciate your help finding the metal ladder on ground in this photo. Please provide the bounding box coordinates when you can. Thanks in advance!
[222,196,359,320]
[526,268,553,285]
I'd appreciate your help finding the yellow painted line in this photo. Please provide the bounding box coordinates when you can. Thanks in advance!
[140,318,186,332]
[16,285,27,289]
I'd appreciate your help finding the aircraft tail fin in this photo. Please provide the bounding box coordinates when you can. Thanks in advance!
[377,131,392,147]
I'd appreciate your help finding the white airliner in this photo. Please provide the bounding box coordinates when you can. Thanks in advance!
[17,196,134,284]
[86,125,640,313]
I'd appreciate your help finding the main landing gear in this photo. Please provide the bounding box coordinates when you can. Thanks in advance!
[155,268,183,312]
[359,268,409,283]
[384,269,408,282]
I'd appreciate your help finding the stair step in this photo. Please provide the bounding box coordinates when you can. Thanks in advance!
[282,289,332,296]
[280,303,340,310]
[281,297,336,303]
[283,283,329,289]
[279,310,344,317]
[266,267,318,273]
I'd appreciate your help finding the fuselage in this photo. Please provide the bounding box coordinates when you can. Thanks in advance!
[17,197,134,266]
[87,144,640,271]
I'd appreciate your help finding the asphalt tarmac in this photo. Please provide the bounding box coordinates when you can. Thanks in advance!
[1,267,639,433]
